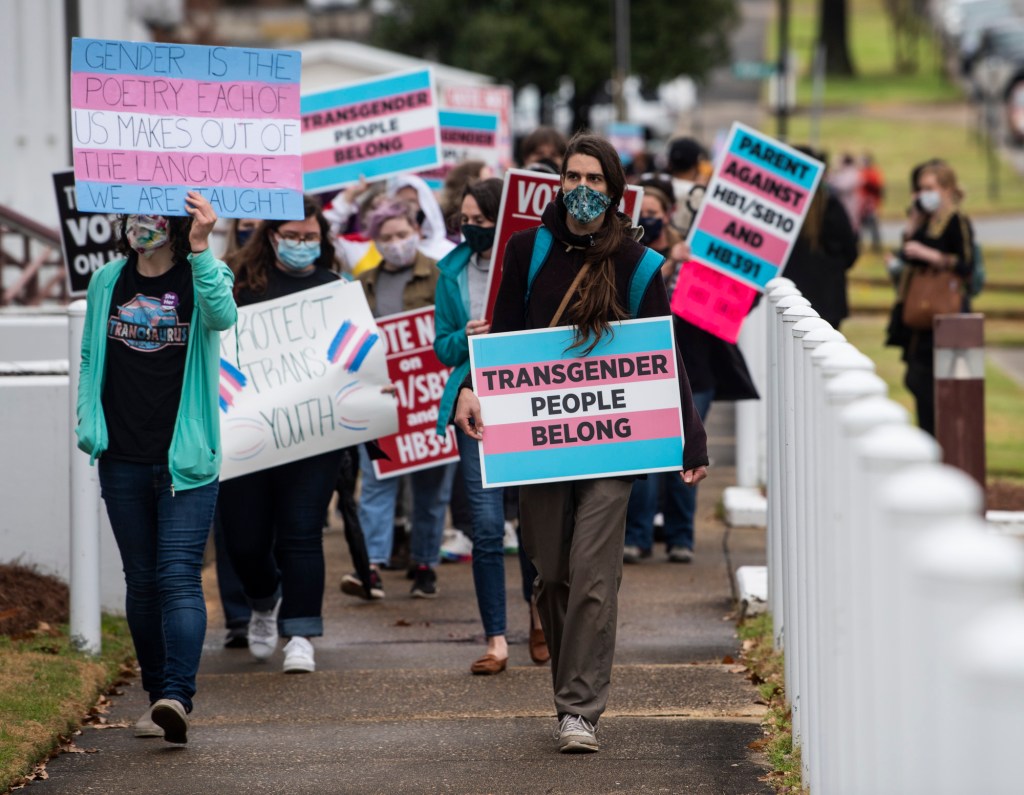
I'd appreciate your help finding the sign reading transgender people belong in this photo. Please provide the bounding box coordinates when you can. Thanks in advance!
[300,69,442,193]
[417,109,501,190]
[70,38,304,219]
[469,318,684,488]
[686,122,824,291]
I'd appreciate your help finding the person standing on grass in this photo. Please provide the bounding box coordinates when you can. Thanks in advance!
[455,133,709,753]
[76,193,237,745]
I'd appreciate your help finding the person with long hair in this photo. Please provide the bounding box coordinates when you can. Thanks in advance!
[455,133,709,753]
[76,193,237,744]
[217,196,350,674]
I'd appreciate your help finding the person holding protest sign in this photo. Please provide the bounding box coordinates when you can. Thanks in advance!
[358,201,457,599]
[217,196,348,674]
[387,174,456,261]
[455,133,709,753]
[76,192,237,744]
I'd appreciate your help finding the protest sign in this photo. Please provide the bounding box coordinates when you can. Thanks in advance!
[53,169,120,296]
[301,69,441,193]
[483,169,643,320]
[218,279,397,480]
[686,122,823,291]
[441,84,514,168]
[371,307,458,479]
[469,317,684,488]
[417,109,501,190]
[70,38,304,220]
[607,122,646,167]
[670,260,758,344]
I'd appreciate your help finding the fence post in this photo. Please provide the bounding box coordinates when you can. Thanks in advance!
[736,298,767,489]
[933,313,986,489]
[68,299,102,655]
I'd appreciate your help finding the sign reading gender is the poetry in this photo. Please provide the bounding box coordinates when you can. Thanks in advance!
[70,38,304,219]
[372,307,459,479]
[301,69,442,193]
[417,109,501,190]
[218,280,397,480]
[469,318,684,488]
[686,122,823,291]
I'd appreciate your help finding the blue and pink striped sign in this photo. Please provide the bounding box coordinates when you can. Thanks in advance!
[70,38,304,219]
[469,318,685,488]
[300,69,442,193]
[327,320,379,372]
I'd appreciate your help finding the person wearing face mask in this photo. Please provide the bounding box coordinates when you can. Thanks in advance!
[217,196,351,675]
[356,201,456,599]
[454,133,709,753]
[221,217,261,266]
[386,173,457,261]
[75,193,237,744]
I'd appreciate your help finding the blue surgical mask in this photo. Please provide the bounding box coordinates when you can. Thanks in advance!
[563,185,613,225]
[276,238,320,271]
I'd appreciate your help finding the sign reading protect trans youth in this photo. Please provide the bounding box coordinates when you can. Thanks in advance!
[686,122,823,291]
[301,69,441,193]
[469,317,684,488]
[70,38,304,219]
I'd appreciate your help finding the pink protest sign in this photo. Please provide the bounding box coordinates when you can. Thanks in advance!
[670,260,757,344]
[442,84,514,168]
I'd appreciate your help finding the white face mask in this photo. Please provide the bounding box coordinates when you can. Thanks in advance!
[379,236,419,268]
[918,190,942,213]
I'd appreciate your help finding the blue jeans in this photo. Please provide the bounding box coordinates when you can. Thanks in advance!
[218,449,343,638]
[457,428,507,637]
[212,509,250,630]
[98,459,218,713]
[357,446,455,568]
[625,389,715,552]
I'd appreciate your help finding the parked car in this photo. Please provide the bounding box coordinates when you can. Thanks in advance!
[968,22,1024,95]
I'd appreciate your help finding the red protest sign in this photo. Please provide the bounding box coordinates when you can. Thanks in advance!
[482,169,642,321]
[670,260,757,344]
[371,307,458,478]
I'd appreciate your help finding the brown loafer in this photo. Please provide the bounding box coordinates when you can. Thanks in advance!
[529,626,550,665]
[470,653,508,675]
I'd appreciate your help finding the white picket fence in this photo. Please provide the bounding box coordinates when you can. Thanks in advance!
[764,278,1024,795]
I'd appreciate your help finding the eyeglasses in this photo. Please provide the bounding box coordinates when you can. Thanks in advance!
[276,231,321,243]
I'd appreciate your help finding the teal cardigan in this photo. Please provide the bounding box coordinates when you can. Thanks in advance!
[432,243,474,437]
[75,248,238,492]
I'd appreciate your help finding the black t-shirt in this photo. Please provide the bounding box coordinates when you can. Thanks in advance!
[102,255,194,463]
[235,264,340,308]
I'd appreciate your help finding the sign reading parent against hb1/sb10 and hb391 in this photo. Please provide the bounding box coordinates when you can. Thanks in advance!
[372,307,459,479]
[217,279,397,481]
[70,38,304,220]
[300,69,442,194]
[470,317,684,488]
[417,109,501,190]
[686,122,824,291]
[53,169,119,297]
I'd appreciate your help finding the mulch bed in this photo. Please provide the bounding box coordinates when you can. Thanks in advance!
[0,564,69,637]
[987,480,1024,511]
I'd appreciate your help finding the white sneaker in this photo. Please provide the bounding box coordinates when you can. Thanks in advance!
[247,598,281,661]
[150,698,189,744]
[134,704,163,738]
[557,714,598,753]
[440,528,473,562]
[282,636,315,674]
[503,520,519,554]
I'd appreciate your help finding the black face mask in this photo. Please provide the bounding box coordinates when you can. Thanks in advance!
[461,224,496,254]
[639,215,664,242]
[235,228,254,247]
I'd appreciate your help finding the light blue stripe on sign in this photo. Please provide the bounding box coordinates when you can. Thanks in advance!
[470,318,674,370]
[300,71,432,114]
[71,38,300,83]
[303,145,441,191]
[439,110,499,132]
[725,126,821,191]
[75,180,305,220]
[483,437,685,486]
[691,229,778,290]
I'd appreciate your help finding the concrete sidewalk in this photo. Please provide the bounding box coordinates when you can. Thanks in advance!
[32,466,771,795]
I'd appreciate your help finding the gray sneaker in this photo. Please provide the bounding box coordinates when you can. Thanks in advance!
[134,704,163,738]
[150,698,189,744]
[557,714,599,753]
[248,598,281,660]
[668,547,694,563]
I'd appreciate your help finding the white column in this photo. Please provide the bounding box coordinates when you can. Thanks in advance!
[736,299,768,488]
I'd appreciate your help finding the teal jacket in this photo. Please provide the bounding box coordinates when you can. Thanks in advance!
[432,243,474,437]
[75,248,238,492]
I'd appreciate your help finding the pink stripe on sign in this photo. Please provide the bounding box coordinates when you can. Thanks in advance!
[301,90,435,132]
[482,407,682,456]
[301,127,439,172]
[219,384,234,407]
[717,153,810,215]
[474,351,676,398]
[697,204,789,263]
[73,149,302,190]
[71,73,300,119]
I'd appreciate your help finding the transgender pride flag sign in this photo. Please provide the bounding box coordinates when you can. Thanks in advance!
[70,38,304,219]
[469,318,685,488]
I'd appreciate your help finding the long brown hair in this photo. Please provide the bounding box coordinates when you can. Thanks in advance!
[560,132,630,354]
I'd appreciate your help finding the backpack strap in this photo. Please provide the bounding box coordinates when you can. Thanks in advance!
[525,226,554,310]
[627,247,666,318]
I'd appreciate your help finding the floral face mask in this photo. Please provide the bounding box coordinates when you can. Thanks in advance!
[563,185,613,225]
[126,215,169,255]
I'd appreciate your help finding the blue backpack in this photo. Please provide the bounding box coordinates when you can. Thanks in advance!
[524,226,665,319]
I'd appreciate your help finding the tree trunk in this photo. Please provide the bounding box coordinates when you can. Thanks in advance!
[818,0,856,77]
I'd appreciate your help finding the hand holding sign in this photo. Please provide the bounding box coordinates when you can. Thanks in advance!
[185,191,217,252]
[455,387,484,441]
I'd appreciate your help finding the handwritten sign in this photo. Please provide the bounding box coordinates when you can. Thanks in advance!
[371,307,459,479]
[218,279,397,480]
[469,317,683,488]
[442,84,514,168]
[686,122,823,290]
[483,169,643,320]
[300,69,441,193]
[70,38,304,219]
[670,260,758,344]
[53,169,120,297]
[417,109,501,190]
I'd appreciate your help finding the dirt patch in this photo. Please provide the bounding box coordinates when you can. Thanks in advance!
[988,480,1024,511]
[0,564,70,636]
